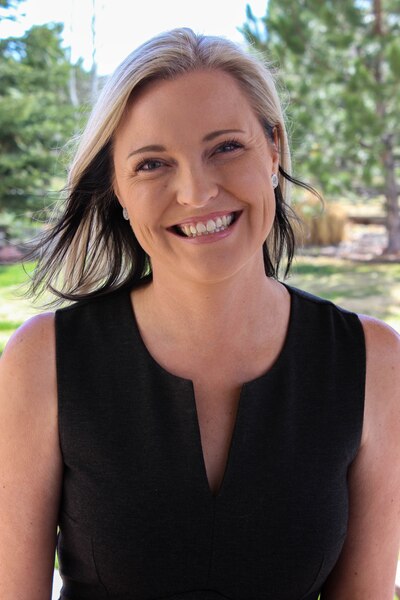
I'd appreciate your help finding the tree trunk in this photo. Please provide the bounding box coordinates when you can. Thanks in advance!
[372,0,400,253]
[382,136,400,254]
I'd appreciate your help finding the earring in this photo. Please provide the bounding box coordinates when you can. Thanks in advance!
[122,207,129,221]
[271,173,279,189]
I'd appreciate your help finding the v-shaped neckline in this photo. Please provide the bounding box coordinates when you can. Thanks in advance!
[121,283,296,500]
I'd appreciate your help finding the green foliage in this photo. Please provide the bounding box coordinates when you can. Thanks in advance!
[0,23,89,213]
[242,2,400,212]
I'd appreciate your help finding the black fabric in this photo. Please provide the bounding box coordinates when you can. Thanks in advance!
[55,284,365,600]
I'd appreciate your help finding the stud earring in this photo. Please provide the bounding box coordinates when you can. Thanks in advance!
[122,207,129,221]
[271,173,279,189]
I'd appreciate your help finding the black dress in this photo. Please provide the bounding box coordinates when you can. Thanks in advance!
[55,284,365,600]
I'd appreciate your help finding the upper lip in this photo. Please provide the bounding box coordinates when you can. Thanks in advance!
[170,210,239,228]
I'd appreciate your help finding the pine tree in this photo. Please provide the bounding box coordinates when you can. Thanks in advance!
[242,0,400,253]
[0,23,89,213]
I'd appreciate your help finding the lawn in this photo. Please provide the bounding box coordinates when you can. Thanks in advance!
[1,257,399,354]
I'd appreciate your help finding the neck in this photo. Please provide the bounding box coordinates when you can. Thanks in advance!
[133,258,286,348]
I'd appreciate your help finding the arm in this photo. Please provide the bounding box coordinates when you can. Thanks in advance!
[0,314,62,600]
[322,315,400,599]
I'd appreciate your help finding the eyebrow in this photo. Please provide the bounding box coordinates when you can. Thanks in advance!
[126,129,245,160]
[127,144,166,159]
[202,128,245,141]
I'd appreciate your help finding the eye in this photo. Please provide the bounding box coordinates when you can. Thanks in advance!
[213,139,244,155]
[135,159,165,172]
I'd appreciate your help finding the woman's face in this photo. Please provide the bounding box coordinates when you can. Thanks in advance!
[113,69,278,285]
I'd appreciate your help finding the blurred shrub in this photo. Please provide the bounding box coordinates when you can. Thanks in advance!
[292,193,348,246]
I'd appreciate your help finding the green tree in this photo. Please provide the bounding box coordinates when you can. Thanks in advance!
[242,0,400,253]
[0,23,88,213]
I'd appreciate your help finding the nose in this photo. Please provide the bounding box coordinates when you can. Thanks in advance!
[175,163,219,207]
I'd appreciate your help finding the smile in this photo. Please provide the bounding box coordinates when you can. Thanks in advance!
[172,212,240,238]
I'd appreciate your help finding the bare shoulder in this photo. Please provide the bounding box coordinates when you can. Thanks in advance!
[2,311,55,365]
[358,314,400,444]
[1,310,56,389]
[0,314,62,597]
[0,310,58,448]
[359,312,400,358]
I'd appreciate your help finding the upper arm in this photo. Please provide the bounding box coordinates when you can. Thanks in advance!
[0,313,62,600]
[323,315,400,599]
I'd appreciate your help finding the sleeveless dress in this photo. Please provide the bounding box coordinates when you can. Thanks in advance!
[55,284,365,600]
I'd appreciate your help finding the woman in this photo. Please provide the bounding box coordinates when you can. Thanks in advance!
[0,28,399,600]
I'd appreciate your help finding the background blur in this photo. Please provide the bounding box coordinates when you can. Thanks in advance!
[0,0,400,355]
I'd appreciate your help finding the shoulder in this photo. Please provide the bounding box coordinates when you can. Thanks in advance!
[0,313,56,413]
[287,284,365,349]
[55,288,128,328]
[357,314,400,445]
[0,313,59,485]
[359,313,400,360]
[1,311,55,367]
[287,284,358,318]
[358,314,400,400]
[0,314,62,596]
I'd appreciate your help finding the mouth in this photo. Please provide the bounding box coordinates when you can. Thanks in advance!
[170,211,241,238]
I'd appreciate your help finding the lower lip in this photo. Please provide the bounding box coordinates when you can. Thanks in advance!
[170,213,241,244]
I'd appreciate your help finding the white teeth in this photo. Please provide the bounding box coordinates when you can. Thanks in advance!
[206,219,216,233]
[177,213,236,238]
[196,222,207,234]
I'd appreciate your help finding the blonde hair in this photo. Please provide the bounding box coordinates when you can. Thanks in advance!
[30,28,296,304]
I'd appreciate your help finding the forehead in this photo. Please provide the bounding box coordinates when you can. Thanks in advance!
[115,70,260,144]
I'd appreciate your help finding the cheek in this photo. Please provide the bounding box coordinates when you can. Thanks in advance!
[125,195,169,254]
[225,154,269,192]
[128,221,157,259]
[226,164,273,210]
[244,169,276,236]
[128,205,153,239]
[262,186,277,225]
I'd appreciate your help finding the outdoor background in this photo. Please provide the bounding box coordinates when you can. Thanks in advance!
[1,0,400,596]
